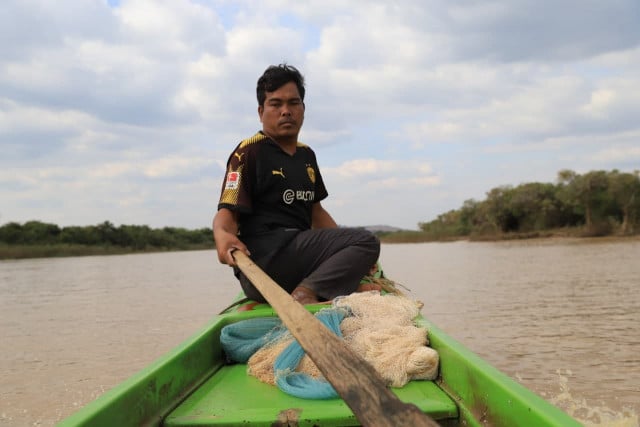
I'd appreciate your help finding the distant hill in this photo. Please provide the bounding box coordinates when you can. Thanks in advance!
[363,225,404,233]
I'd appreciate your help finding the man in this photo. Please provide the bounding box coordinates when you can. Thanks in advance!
[213,64,380,304]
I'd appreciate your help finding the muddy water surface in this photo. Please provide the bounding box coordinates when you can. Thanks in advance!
[1,239,638,426]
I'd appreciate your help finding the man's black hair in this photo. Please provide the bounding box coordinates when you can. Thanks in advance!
[256,64,305,106]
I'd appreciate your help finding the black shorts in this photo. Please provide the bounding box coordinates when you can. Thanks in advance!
[237,227,380,302]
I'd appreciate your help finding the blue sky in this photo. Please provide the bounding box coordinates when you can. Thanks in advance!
[1,0,639,230]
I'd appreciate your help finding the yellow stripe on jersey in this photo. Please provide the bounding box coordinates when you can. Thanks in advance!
[238,132,267,149]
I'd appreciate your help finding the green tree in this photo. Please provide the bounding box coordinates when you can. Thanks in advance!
[557,169,609,232]
[21,221,60,244]
[509,182,563,231]
[419,209,466,236]
[458,199,481,235]
[0,222,23,244]
[484,186,518,232]
[96,221,117,245]
[608,170,640,234]
[60,225,100,245]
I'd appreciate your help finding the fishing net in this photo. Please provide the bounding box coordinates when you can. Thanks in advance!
[335,292,439,387]
[220,291,439,399]
[246,309,347,399]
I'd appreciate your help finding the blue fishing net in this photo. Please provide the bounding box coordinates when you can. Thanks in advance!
[220,308,348,399]
[219,317,285,363]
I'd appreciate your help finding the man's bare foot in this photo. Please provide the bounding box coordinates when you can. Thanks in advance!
[291,286,321,305]
[357,282,382,292]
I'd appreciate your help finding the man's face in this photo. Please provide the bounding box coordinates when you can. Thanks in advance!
[258,81,305,142]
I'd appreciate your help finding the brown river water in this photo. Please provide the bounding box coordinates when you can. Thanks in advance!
[0,239,638,426]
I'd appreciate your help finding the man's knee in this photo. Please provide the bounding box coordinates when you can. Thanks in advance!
[347,228,381,259]
[357,228,380,249]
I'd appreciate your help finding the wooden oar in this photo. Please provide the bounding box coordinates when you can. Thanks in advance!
[233,251,439,427]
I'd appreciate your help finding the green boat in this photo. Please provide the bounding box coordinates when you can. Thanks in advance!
[58,292,580,427]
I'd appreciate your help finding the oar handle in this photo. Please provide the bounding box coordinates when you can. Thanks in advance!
[233,251,439,427]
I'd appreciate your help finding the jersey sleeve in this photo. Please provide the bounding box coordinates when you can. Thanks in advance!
[309,149,329,202]
[217,143,254,213]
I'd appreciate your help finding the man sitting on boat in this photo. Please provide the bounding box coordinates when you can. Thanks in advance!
[213,64,380,305]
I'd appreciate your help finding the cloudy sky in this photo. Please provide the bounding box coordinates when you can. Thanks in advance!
[2,0,639,230]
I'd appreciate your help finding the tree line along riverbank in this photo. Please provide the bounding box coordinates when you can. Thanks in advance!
[395,168,640,242]
[2,168,638,259]
[0,221,214,259]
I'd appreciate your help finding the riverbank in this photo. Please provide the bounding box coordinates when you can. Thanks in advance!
[0,243,215,260]
[2,230,638,260]
[379,227,640,244]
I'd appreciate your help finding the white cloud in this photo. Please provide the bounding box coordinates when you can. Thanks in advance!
[1,0,639,229]
[115,0,225,53]
[593,146,640,163]
[143,156,215,178]
[89,162,137,179]
[0,99,96,133]
[368,175,441,189]
[582,89,616,118]
[330,159,395,177]
[320,157,439,221]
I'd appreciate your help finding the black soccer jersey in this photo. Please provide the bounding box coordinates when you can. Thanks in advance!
[218,132,329,237]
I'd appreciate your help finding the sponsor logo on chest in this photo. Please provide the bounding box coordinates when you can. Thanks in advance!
[282,189,315,204]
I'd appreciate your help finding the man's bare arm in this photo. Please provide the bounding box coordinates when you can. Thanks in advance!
[212,208,249,266]
[311,202,338,229]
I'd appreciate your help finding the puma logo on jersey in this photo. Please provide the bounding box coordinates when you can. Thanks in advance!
[233,152,244,162]
[272,168,285,178]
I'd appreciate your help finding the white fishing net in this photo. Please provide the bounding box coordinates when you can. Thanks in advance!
[246,292,439,388]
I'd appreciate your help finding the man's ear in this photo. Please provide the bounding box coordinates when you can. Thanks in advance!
[258,105,264,122]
